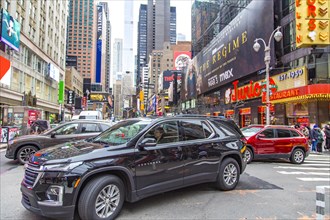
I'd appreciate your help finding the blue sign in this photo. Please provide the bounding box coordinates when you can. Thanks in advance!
[96,40,102,83]
[0,9,21,51]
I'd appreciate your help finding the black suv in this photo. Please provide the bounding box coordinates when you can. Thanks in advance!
[21,116,247,220]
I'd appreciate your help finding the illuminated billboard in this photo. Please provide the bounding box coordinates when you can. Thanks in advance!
[0,9,20,51]
[173,51,191,71]
[181,0,274,100]
[295,0,330,48]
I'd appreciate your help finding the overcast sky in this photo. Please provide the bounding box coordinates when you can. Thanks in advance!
[106,0,193,53]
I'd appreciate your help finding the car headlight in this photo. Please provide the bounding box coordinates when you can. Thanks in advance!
[42,162,83,172]
[38,185,64,206]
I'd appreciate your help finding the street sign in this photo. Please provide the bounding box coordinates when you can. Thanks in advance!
[67,90,75,104]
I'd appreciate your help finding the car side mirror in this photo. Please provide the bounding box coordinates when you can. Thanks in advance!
[138,138,157,150]
[257,134,266,139]
[50,132,56,138]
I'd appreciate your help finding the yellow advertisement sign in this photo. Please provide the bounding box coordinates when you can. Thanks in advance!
[295,0,330,48]
[272,66,307,91]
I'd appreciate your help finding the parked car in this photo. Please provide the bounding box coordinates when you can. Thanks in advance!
[241,125,309,164]
[21,115,247,220]
[5,120,112,164]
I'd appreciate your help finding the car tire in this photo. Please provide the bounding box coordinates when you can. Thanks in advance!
[290,148,305,164]
[17,145,38,165]
[245,147,254,164]
[78,175,125,220]
[216,158,240,191]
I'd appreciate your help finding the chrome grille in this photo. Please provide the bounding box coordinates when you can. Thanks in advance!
[23,163,40,188]
[22,194,31,206]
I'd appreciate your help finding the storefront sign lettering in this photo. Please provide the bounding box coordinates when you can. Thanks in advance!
[270,89,300,101]
[295,0,330,48]
[230,78,277,102]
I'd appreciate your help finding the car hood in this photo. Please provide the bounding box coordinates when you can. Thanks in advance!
[30,141,126,165]
[12,134,46,142]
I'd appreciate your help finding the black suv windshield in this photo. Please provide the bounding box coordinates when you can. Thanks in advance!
[93,120,149,145]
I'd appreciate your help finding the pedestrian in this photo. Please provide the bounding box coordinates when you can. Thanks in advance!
[316,127,324,153]
[324,124,330,151]
[310,125,320,152]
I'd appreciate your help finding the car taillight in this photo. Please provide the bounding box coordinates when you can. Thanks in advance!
[241,136,247,145]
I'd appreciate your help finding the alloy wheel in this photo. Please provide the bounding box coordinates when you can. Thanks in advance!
[95,184,120,218]
[223,163,238,186]
[19,148,36,163]
[294,150,304,163]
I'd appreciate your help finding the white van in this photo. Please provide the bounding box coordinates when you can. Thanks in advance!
[78,111,103,120]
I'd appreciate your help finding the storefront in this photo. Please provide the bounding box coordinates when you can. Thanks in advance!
[271,84,330,127]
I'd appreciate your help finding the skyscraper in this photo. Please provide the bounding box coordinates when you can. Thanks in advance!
[146,0,176,58]
[67,0,96,79]
[111,38,123,89]
[98,2,112,93]
[137,4,148,87]
[122,1,134,81]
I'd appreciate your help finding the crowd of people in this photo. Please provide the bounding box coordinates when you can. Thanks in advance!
[294,123,330,153]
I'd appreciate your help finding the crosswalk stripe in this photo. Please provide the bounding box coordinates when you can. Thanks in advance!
[300,164,330,166]
[304,161,330,164]
[277,171,330,175]
[274,166,329,170]
[297,178,330,181]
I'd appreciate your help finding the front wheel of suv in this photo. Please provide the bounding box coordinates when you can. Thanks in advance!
[216,158,240,191]
[78,175,125,220]
[17,145,38,164]
[290,148,305,164]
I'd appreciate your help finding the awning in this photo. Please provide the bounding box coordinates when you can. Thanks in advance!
[270,84,330,104]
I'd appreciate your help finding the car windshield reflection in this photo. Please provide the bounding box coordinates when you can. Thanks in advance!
[241,127,263,137]
[92,120,148,145]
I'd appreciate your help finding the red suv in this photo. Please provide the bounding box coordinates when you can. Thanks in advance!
[241,125,309,164]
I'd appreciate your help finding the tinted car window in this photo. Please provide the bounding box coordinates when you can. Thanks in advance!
[202,121,213,138]
[277,129,291,138]
[212,120,239,138]
[54,123,79,135]
[181,120,205,141]
[144,121,179,144]
[260,129,274,138]
[100,124,111,131]
[291,130,300,137]
[81,123,101,133]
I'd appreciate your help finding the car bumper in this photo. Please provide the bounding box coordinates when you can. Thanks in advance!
[5,145,14,159]
[21,185,75,220]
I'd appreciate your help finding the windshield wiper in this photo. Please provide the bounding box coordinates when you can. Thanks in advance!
[93,140,110,145]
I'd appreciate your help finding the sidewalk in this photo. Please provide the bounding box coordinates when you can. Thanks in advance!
[0,143,8,150]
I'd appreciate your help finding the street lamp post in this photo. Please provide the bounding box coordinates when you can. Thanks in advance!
[253,26,282,125]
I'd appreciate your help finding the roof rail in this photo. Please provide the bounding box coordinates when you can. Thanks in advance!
[173,114,226,119]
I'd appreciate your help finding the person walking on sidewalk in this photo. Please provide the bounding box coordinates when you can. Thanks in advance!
[324,124,330,151]
[311,125,320,152]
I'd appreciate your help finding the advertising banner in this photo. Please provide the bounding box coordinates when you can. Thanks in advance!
[173,51,191,71]
[181,0,274,100]
[162,70,182,90]
[0,55,11,85]
[96,5,103,83]
[0,9,20,51]
[89,93,111,103]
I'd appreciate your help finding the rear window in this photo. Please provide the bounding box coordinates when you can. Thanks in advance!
[212,119,242,138]
[291,130,300,137]
[79,115,97,119]
[277,129,291,138]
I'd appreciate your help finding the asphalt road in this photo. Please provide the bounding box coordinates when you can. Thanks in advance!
[1,149,329,220]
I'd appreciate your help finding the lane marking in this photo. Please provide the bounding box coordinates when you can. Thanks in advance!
[274,166,329,170]
[304,161,330,164]
[277,171,330,175]
[297,178,330,181]
[300,164,330,167]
